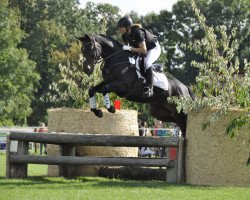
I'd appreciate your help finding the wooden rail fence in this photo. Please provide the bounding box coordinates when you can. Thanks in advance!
[5,131,185,183]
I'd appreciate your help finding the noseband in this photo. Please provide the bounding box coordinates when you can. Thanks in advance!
[83,38,102,66]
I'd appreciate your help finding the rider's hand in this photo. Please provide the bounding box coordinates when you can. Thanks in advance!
[122,45,132,51]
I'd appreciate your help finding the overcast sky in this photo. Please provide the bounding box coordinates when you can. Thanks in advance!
[79,0,179,15]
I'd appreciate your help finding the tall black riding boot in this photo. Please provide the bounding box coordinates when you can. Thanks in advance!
[141,67,154,98]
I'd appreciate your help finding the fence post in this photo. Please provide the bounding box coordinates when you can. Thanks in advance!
[59,144,76,178]
[165,159,178,183]
[8,138,29,179]
[177,137,185,183]
[5,133,10,178]
[165,138,178,183]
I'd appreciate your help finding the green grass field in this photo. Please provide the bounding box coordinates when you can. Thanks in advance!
[0,153,249,200]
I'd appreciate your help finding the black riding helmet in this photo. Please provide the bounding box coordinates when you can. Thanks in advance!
[117,16,133,28]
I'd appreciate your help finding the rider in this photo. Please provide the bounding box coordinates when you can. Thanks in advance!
[117,16,161,98]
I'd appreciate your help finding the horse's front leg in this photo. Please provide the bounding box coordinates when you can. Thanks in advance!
[100,80,128,113]
[89,81,116,117]
[89,82,106,118]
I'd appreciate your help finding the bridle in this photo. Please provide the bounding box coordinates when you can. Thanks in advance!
[83,38,123,66]
[83,36,136,75]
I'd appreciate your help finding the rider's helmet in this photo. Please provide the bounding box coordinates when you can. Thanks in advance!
[117,16,133,28]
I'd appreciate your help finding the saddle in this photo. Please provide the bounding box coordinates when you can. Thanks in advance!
[125,56,168,100]
[128,56,164,80]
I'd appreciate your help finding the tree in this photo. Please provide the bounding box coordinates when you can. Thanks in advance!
[9,0,98,125]
[168,0,249,163]
[0,0,40,125]
[152,0,250,84]
[47,41,103,108]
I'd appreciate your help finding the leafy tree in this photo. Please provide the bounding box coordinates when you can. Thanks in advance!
[168,0,249,163]
[0,0,40,125]
[47,41,103,108]
[150,0,250,84]
[9,0,98,125]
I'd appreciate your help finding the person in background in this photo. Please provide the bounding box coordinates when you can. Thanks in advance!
[172,123,180,138]
[154,120,167,157]
[38,122,48,155]
[154,120,167,136]
[139,120,148,136]
[33,127,38,153]
[138,121,155,157]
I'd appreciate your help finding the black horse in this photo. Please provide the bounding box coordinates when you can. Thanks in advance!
[77,34,193,137]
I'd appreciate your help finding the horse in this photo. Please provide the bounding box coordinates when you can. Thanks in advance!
[77,34,193,137]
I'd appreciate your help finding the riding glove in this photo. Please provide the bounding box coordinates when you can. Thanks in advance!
[122,45,132,51]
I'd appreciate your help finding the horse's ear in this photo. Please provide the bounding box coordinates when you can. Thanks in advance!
[75,34,92,43]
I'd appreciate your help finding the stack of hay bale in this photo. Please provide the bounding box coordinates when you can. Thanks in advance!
[186,108,249,187]
[47,108,139,177]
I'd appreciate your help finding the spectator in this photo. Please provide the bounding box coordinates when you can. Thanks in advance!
[139,121,148,136]
[138,147,156,157]
[154,120,167,157]
[33,128,38,153]
[38,122,48,155]
[172,123,180,138]
[154,120,167,136]
[138,120,155,157]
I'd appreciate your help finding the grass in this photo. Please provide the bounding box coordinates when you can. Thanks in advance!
[0,153,249,200]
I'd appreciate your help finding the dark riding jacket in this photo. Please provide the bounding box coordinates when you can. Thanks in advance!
[122,26,158,50]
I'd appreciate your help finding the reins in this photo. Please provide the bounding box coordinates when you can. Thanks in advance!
[83,36,136,74]
[95,49,123,64]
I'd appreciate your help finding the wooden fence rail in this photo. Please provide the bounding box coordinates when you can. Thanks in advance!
[6,132,185,183]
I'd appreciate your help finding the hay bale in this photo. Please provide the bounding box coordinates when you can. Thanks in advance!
[47,108,139,177]
[186,108,250,187]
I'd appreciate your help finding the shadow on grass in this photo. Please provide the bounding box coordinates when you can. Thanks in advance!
[0,175,222,190]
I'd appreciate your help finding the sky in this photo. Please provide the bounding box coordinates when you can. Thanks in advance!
[79,0,179,16]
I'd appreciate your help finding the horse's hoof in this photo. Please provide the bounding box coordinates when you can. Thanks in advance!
[91,108,103,118]
[107,106,116,113]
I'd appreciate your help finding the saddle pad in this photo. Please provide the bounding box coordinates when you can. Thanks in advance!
[130,56,169,91]
[152,71,169,91]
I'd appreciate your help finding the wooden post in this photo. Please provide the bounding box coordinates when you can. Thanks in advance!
[15,141,29,178]
[177,137,185,183]
[165,157,177,183]
[5,133,10,178]
[58,144,76,178]
[8,139,29,179]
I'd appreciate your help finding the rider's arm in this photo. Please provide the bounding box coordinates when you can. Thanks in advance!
[131,41,147,55]
[122,34,129,45]
[130,29,147,55]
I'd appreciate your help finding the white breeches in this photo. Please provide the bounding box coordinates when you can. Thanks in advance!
[144,41,161,71]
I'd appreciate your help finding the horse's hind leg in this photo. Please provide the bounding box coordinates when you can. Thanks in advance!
[150,104,187,137]
[150,104,176,123]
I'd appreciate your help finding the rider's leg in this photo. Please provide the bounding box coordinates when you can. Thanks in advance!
[141,42,161,98]
[141,67,154,98]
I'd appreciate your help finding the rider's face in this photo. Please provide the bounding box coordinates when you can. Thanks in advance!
[118,26,127,35]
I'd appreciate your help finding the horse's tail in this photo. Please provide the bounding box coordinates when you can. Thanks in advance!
[187,86,196,100]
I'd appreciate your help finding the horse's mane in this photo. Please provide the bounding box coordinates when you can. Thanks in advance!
[96,34,123,49]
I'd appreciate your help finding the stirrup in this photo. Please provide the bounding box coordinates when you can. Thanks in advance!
[141,86,153,98]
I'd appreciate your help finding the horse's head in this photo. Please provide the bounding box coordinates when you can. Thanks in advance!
[77,34,102,76]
